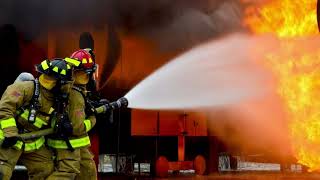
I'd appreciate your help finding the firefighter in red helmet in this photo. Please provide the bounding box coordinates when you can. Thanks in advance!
[47,49,97,180]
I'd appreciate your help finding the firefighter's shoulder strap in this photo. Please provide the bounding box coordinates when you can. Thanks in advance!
[32,79,40,102]
[16,79,41,122]
[15,79,41,133]
[27,79,41,123]
[23,78,40,109]
[72,86,86,99]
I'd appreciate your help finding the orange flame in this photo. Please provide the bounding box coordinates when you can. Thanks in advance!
[243,0,318,37]
[243,0,320,171]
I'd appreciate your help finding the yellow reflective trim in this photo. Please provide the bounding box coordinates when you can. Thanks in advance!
[67,64,71,69]
[24,137,45,151]
[20,110,29,120]
[41,60,49,70]
[33,119,47,128]
[47,139,65,149]
[0,118,16,129]
[60,69,66,75]
[49,107,55,114]
[47,136,91,149]
[89,58,93,63]
[52,66,59,73]
[13,137,45,151]
[65,58,81,67]
[50,117,56,128]
[20,110,48,128]
[84,119,92,132]
[14,141,23,149]
[69,136,90,148]
[0,129,4,140]
[82,58,87,64]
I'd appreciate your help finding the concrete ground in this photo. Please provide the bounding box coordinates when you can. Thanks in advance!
[98,173,320,180]
[11,172,320,180]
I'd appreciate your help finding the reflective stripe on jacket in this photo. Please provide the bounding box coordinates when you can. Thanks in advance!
[47,136,90,149]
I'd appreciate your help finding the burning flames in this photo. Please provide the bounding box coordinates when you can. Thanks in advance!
[243,0,318,37]
[243,0,320,171]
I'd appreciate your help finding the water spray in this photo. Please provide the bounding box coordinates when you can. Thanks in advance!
[124,34,275,110]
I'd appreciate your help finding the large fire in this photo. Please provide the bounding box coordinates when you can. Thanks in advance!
[243,0,320,171]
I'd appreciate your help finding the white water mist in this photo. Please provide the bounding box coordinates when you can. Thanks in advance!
[125,33,275,110]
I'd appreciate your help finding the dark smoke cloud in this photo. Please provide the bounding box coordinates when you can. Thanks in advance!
[0,0,245,49]
[144,1,245,51]
[117,0,246,50]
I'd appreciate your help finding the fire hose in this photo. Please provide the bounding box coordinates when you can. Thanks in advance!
[0,97,128,147]
[0,128,54,147]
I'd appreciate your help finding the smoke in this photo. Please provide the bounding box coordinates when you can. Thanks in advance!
[0,0,246,49]
[208,95,292,159]
[139,0,246,51]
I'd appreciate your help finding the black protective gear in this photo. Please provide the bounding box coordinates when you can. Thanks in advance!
[1,136,19,148]
[56,117,73,138]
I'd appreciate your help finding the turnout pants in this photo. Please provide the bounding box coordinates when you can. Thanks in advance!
[75,147,97,180]
[0,146,54,180]
[47,148,81,180]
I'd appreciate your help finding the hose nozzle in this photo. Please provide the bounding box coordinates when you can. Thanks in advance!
[95,97,128,114]
[111,97,128,109]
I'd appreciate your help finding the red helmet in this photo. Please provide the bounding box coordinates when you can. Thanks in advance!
[66,49,96,73]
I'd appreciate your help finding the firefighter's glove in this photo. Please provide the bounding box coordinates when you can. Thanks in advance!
[86,99,110,115]
[99,99,110,105]
[98,99,111,114]
[2,136,19,148]
[85,105,95,117]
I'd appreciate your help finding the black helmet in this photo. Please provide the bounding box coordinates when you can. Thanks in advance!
[35,58,72,81]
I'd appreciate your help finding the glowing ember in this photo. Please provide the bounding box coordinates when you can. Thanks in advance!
[243,0,320,171]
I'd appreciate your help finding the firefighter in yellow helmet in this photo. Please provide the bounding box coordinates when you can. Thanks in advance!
[47,50,97,180]
[0,58,72,180]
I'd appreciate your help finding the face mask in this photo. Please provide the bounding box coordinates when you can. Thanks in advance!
[74,71,89,85]
[39,74,57,90]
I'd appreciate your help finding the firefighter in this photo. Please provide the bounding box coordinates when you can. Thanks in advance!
[47,49,97,180]
[0,58,72,180]
[70,49,97,180]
